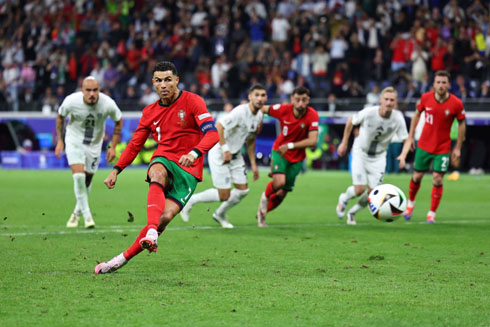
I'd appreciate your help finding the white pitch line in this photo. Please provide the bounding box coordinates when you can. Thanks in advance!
[1,219,489,237]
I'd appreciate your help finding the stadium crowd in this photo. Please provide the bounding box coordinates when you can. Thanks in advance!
[0,0,489,112]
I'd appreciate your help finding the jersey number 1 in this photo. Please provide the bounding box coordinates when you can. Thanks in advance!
[156,127,161,141]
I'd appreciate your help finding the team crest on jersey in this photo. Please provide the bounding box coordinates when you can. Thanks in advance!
[301,123,305,129]
[177,109,187,126]
[445,109,450,116]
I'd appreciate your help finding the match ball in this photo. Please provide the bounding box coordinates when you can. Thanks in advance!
[368,184,407,222]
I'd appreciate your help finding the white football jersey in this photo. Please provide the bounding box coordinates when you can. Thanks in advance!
[352,105,408,156]
[59,92,122,147]
[217,103,263,154]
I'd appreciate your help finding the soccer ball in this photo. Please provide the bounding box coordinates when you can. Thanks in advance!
[368,184,407,222]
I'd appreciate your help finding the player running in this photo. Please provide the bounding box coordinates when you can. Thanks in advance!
[94,61,219,274]
[336,86,410,225]
[404,70,466,223]
[55,76,123,229]
[256,86,319,227]
[180,84,266,228]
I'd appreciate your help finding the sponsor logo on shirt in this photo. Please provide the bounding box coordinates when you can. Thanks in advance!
[272,104,281,110]
[153,120,160,125]
[284,120,291,124]
[312,122,318,127]
[426,107,432,111]
[301,123,305,129]
[445,109,450,116]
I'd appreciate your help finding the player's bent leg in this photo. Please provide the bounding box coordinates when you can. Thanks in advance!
[214,186,249,228]
[257,192,269,227]
[72,171,95,228]
[336,185,357,219]
[180,188,221,222]
[405,171,424,220]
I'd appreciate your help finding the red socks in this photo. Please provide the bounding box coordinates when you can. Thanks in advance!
[408,178,421,202]
[123,182,165,260]
[265,181,275,198]
[146,182,165,229]
[430,184,443,212]
[264,181,287,212]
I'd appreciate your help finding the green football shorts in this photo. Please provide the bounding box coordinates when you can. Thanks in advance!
[413,147,450,173]
[148,157,198,208]
[270,150,303,191]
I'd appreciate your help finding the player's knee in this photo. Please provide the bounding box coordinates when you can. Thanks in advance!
[354,185,365,196]
[149,167,168,184]
[276,189,287,199]
[235,188,249,200]
[273,180,286,190]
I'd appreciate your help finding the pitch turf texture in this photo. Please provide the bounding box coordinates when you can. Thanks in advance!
[0,169,489,327]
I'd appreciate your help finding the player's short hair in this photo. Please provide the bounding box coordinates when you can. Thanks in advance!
[434,70,451,80]
[153,61,178,76]
[292,86,310,97]
[381,86,398,97]
[248,83,266,93]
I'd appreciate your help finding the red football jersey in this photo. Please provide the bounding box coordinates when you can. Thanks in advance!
[116,91,218,181]
[417,91,465,154]
[269,104,319,163]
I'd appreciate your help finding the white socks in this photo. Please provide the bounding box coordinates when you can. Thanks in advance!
[73,173,92,220]
[73,182,91,214]
[344,186,357,201]
[216,188,249,216]
[190,188,220,204]
[348,191,369,215]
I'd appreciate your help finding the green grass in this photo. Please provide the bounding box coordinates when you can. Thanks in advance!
[0,169,489,327]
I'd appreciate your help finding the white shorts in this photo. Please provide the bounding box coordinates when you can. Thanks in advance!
[65,140,102,174]
[351,149,386,189]
[208,145,247,189]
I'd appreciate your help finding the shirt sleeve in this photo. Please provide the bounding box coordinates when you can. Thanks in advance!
[456,101,466,121]
[189,95,219,157]
[308,109,319,131]
[58,97,70,117]
[268,104,282,119]
[219,107,239,130]
[352,107,368,125]
[396,113,409,140]
[108,99,122,122]
[417,95,426,112]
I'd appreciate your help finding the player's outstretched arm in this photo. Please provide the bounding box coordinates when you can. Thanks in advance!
[55,114,65,159]
[104,169,119,189]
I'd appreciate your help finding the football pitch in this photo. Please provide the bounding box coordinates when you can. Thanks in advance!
[0,169,489,327]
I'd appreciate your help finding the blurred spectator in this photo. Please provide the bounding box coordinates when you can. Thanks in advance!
[0,0,490,111]
[366,84,380,106]
[410,43,429,83]
[139,85,159,107]
[211,54,230,93]
[271,12,290,52]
